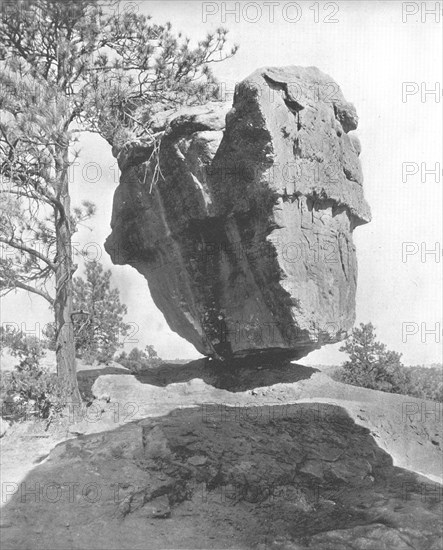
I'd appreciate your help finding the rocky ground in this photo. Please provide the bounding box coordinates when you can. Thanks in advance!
[0,358,442,549]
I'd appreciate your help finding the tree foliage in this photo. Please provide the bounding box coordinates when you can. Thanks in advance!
[0,324,45,370]
[71,260,130,363]
[336,323,411,393]
[406,365,443,403]
[335,325,442,402]
[0,0,238,146]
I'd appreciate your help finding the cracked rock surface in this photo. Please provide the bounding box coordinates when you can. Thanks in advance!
[105,66,371,360]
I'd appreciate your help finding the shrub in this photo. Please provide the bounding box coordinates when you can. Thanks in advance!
[0,327,66,423]
[1,366,66,423]
[406,365,443,403]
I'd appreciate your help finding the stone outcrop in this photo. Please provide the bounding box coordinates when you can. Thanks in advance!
[105,66,371,360]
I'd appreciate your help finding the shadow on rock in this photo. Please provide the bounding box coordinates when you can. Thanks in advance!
[1,403,441,549]
[132,356,319,392]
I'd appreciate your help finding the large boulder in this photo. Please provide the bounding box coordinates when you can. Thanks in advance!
[105,66,371,360]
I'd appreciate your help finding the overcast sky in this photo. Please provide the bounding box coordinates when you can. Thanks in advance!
[2,1,442,365]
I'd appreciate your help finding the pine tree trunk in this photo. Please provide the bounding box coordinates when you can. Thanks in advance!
[54,147,81,404]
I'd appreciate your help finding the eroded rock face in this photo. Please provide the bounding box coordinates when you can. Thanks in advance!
[105,66,371,360]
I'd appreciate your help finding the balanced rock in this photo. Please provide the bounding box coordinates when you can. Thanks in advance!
[105,66,371,360]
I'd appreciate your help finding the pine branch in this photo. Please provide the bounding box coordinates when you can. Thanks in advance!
[0,237,56,271]
[3,279,54,306]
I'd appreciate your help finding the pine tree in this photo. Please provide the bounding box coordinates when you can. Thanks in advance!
[339,323,410,392]
[71,261,129,363]
[0,0,237,402]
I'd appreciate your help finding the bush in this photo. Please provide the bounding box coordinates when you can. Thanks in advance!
[0,327,66,423]
[116,345,162,374]
[406,365,443,403]
[1,366,66,423]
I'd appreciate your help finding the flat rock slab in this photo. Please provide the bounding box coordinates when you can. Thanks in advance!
[90,362,442,483]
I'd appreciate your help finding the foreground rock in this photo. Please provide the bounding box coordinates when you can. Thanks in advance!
[105,66,371,360]
[90,362,442,483]
[2,404,441,549]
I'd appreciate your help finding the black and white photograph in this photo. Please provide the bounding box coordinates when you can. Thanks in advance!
[0,1,441,548]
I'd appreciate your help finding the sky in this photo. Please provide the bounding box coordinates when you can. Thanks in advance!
[1,1,442,365]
